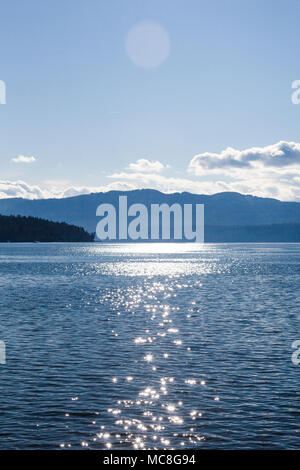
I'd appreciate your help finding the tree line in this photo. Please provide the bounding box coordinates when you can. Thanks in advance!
[0,215,94,242]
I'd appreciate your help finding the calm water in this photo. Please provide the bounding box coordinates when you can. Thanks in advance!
[0,242,299,449]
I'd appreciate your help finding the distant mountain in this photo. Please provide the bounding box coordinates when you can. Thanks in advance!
[0,215,94,242]
[206,224,300,242]
[0,190,300,241]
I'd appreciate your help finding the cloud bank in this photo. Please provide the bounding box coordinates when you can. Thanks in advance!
[1,142,300,201]
[106,143,300,201]
[0,180,46,199]
[0,180,136,200]
[189,141,300,173]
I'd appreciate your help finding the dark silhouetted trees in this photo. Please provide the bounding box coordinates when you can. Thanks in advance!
[0,215,94,242]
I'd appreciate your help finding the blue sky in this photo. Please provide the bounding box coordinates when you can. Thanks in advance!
[1,0,300,200]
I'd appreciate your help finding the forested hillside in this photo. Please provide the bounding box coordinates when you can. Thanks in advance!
[0,215,94,242]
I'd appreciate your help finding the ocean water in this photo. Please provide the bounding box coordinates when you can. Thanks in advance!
[0,242,299,450]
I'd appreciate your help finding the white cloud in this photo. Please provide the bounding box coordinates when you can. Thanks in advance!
[109,171,229,194]
[11,155,36,164]
[185,141,300,201]
[0,180,137,200]
[126,158,166,173]
[59,181,137,198]
[0,180,46,199]
[189,141,300,174]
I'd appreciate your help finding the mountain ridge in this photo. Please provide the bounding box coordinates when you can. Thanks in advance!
[0,190,299,239]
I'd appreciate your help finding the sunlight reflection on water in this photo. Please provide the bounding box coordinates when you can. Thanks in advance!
[0,243,299,449]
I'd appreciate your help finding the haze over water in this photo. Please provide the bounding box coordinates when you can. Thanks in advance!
[0,243,299,449]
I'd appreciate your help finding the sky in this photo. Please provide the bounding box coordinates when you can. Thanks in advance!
[1,0,300,201]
